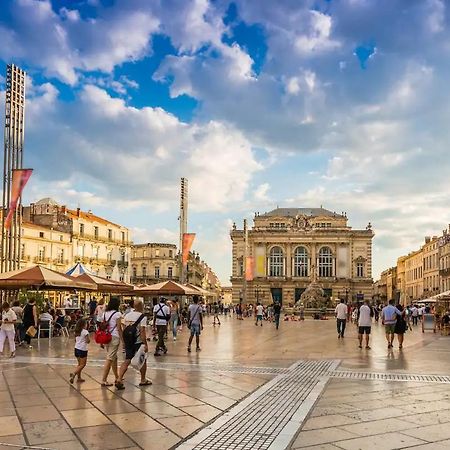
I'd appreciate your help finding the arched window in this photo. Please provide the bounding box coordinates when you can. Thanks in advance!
[318,247,333,277]
[293,246,308,277]
[142,265,147,278]
[269,247,284,277]
[132,266,137,279]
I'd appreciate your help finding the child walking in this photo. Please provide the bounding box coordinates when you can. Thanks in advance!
[70,318,90,384]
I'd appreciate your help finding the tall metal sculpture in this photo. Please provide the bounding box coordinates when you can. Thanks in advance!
[179,177,188,283]
[1,64,26,272]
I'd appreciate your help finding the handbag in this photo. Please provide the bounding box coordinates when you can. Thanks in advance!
[94,312,117,345]
[131,344,147,370]
[26,326,37,337]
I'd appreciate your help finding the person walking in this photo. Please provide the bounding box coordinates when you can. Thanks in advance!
[70,318,90,384]
[0,302,17,358]
[115,299,151,390]
[381,299,402,349]
[212,302,221,326]
[394,304,407,349]
[335,299,348,338]
[22,298,38,349]
[187,296,203,352]
[169,299,180,341]
[273,301,281,330]
[358,300,373,349]
[411,305,418,326]
[255,303,264,326]
[11,300,24,345]
[153,297,170,356]
[94,298,106,327]
[100,297,122,387]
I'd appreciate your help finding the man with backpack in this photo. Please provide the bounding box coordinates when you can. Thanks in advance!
[115,299,151,390]
[153,297,170,356]
[187,296,203,352]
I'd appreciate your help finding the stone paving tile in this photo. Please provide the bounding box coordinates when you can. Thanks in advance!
[80,386,118,401]
[300,445,341,450]
[0,401,15,417]
[400,399,450,414]
[58,395,93,410]
[291,428,359,448]
[332,432,427,450]
[109,411,163,433]
[116,390,160,404]
[139,400,186,419]
[23,419,76,446]
[155,392,205,407]
[92,398,139,414]
[310,404,360,418]
[158,415,204,438]
[302,414,359,431]
[401,423,450,442]
[201,394,236,410]
[339,417,418,437]
[409,443,450,450]
[62,407,111,428]
[0,434,26,450]
[0,416,21,437]
[13,392,51,407]
[16,404,62,423]
[180,404,222,423]
[406,409,450,426]
[129,428,180,449]
[74,424,136,450]
[342,406,411,422]
[50,440,85,450]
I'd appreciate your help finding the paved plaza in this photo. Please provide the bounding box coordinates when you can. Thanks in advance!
[0,316,450,449]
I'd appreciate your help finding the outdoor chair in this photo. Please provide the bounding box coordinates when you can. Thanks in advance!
[37,320,53,339]
[54,317,70,337]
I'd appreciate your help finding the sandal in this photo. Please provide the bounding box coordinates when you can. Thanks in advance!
[115,381,125,390]
[69,373,75,384]
[139,379,153,386]
[101,381,113,387]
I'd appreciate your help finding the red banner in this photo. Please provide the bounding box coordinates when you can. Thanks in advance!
[5,168,33,230]
[182,233,196,265]
[245,256,254,281]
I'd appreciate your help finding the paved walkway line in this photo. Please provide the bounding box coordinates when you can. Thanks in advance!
[177,359,340,450]
[8,355,287,375]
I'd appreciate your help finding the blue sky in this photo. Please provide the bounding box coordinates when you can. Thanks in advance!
[1,0,450,284]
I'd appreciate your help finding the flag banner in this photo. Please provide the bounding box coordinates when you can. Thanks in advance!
[5,168,33,230]
[245,256,254,281]
[182,233,196,265]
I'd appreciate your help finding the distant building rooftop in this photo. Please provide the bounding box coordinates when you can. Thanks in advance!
[261,207,344,218]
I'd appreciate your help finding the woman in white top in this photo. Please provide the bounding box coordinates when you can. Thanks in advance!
[101,297,122,387]
[0,302,17,357]
[94,298,106,325]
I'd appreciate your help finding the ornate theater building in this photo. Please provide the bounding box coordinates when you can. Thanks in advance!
[230,208,374,305]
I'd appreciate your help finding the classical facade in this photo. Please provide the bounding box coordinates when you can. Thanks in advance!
[378,267,397,303]
[404,249,424,302]
[131,243,178,284]
[21,198,132,281]
[230,208,374,305]
[439,228,450,293]
[422,236,440,298]
[130,245,221,294]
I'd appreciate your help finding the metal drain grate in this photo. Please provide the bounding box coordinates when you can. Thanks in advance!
[178,360,339,450]
[331,371,450,384]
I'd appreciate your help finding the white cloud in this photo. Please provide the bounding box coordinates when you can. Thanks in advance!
[254,183,270,202]
[23,83,262,213]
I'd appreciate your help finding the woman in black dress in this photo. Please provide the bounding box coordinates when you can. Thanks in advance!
[395,304,407,349]
[22,299,38,348]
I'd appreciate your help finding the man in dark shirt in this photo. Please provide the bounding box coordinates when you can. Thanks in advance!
[273,302,282,330]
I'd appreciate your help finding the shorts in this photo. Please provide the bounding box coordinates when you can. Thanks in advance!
[74,348,88,358]
[125,343,141,360]
[384,324,396,334]
[190,323,201,336]
[256,315,263,321]
[106,336,121,361]
[358,326,371,335]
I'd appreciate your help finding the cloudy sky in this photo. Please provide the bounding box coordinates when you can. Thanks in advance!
[1,0,449,284]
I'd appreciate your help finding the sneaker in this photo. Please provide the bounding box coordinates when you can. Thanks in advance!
[187,347,191,353]
[173,336,177,341]
[196,347,201,352]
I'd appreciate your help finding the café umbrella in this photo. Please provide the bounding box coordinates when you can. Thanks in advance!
[0,265,95,291]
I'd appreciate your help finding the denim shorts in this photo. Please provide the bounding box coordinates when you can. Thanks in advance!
[190,323,201,336]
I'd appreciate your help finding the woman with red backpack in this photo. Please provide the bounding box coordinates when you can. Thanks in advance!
[99,297,122,387]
